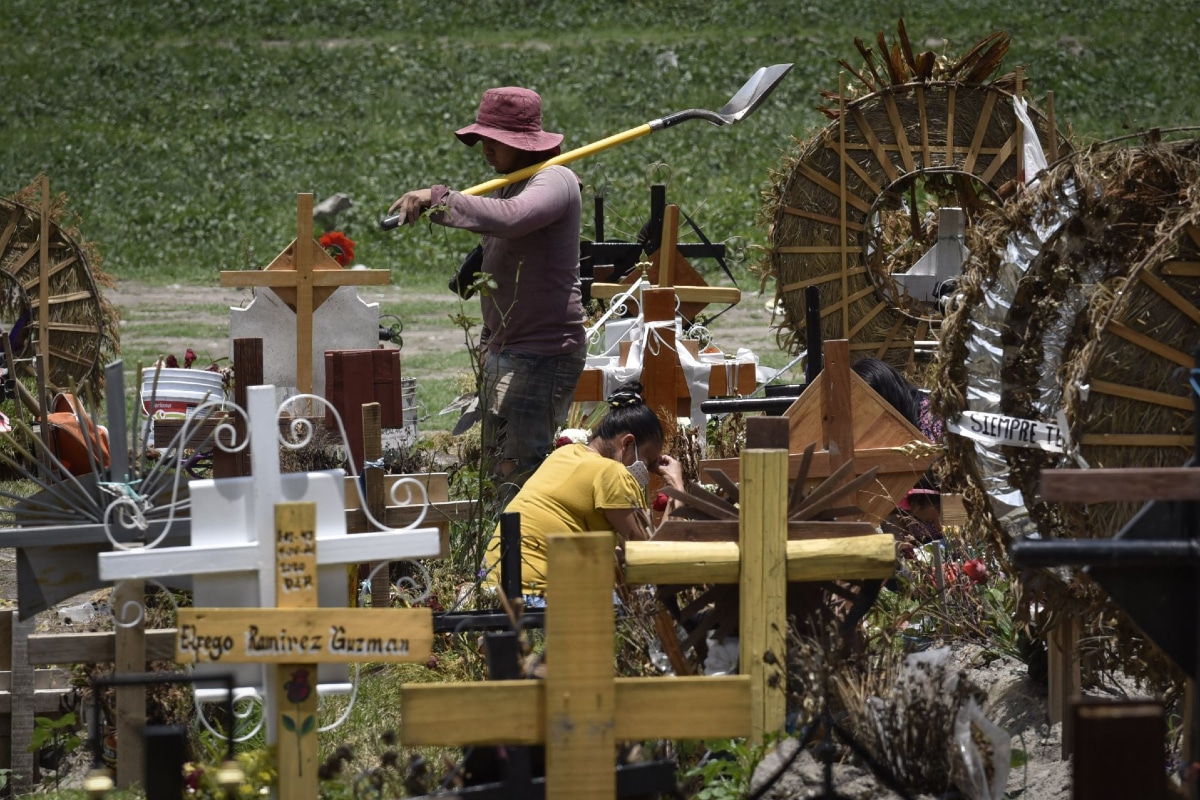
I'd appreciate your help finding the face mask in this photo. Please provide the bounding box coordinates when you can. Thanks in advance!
[625,441,650,489]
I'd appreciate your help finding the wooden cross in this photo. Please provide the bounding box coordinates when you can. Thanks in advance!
[219,194,390,395]
[701,339,939,526]
[400,532,751,800]
[624,417,896,740]
[99,385,442,739]
[589,203,741,320]
[176,500,434,800]
[399,420,840,798]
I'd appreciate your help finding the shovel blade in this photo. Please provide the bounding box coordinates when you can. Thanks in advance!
[718,63,793,123]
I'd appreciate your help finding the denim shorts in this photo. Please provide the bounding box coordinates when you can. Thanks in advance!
[480,345,586,489]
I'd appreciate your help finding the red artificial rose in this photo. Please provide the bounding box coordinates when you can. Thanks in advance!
[164,354,179,368]
[184,347,197,368]
[653,492,669,513]
[555,435,572,448]
[963,558,989,585]
[319,231,356,266]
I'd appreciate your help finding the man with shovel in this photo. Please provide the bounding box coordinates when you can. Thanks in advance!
[390,86,587,506]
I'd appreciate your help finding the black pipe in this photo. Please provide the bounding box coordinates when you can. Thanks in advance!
[1009,538,1200,569]
[500,512,522,601]
[804,285,822,385]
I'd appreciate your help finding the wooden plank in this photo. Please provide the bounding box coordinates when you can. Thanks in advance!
[1047,616,1080,758]
[652,520,877,542]
[295,197,316,397]
[175,607,433,664]
[962,91,997,174]
[38,176,50,391]
[780,205,866,232]
[883,92,915,172]
[275,501,319,800]
[217,270,389,288]
[979,134,1016,184]
[795,161,873,214]
[946,85,957,165]
[27,630,177,664]
[916,85,931,167]
[29,289,95,307]
[1078,433,1192,448]
[613,677,751,740]
[836,143,883,196]
[9,613,34,793]
[847,301,888,339]
[1102,319,1192,368]
[660,205,679,288]
[849,107,899,184]
[19,255,77,290]
[623,534,896,585]
[545,532,615,800]
[822,340,854,468]
[739,446,788,742]
[1162,260,1200,277]
[114,579,146,789]
[1041,468,1200,503]
[1090,378,1193,412]
[776,244,863,255]
[362,403,390,609]
[1138,268,1200,326]
[703,446,931,484]
[1073,699,1164,799]
[777,267,868,295]
[399,682,545,745]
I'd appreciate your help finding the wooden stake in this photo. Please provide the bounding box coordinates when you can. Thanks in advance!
[1047,616,1081,759]
[739,420,788,742]
[113,578,146,788]
[37,176,50,397]
[362,403,391,609]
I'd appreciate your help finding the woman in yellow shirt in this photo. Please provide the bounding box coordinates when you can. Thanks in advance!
[482,382,684,598]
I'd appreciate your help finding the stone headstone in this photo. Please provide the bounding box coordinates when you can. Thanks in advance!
[230,286,379,402]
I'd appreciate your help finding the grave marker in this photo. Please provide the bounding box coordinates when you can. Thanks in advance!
[221,194,390,396]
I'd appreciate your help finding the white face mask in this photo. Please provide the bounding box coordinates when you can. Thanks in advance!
[625,441,650,489]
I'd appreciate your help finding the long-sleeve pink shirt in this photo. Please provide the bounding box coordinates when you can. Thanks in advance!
[430,165,585,356]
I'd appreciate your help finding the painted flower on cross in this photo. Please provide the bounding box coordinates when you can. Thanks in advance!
[319,231,356,267]
[281,667,316,776]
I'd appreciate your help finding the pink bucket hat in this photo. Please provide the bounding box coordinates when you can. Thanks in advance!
[455,87,564,152]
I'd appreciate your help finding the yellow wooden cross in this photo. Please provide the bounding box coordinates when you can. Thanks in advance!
[219,194,390,395]
[400,531,752,800]
[176,501,433,800]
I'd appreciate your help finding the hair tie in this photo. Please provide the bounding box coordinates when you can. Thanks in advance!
[606,389,643,408]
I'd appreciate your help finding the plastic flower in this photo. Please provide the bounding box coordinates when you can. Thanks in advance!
[653,492,670,513]
[963,558,989,585]
[319,231,356,266]
[554,427,589,448]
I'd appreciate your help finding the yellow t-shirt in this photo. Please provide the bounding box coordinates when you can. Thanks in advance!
[483,443,645,594]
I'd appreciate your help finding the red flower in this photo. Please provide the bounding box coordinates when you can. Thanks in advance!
[319,231,356,266]
[963,558,989,585]
[184,348,197,368]
[653,492,669,513]
[164,353,179,368]
[555,435,573,448]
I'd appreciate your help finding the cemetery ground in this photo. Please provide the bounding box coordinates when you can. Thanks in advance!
[0,277,1161,799]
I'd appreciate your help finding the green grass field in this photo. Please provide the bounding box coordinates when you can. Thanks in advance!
[3,0,1198,289]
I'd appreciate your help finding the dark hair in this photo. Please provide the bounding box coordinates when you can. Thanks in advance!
[515,145,562,168]
[591,381,663,446]
[852,358,922,428]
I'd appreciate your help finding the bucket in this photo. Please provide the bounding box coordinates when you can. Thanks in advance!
[140,367,226,417]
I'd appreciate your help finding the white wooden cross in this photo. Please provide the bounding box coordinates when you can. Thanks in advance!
[99,385,442,741]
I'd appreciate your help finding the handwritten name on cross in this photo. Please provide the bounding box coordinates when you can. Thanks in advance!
[219,194,390,395]
[99,386,441,744]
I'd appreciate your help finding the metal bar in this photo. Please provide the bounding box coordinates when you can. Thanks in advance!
[1010,538,1200,568]
[500,512,522,601]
